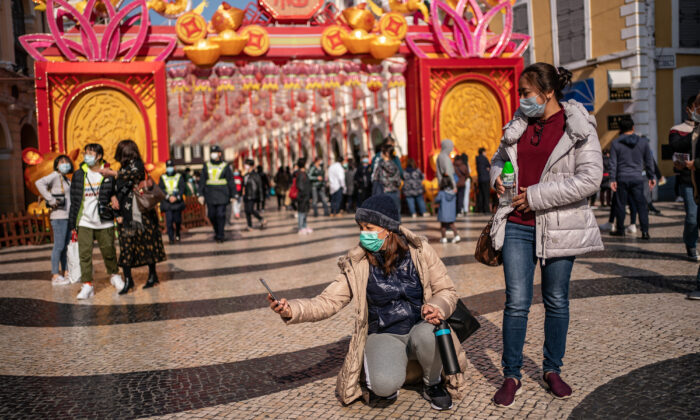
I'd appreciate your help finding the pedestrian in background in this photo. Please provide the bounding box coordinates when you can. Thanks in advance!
[232,167,243,219]
[36,154,74,285]
[344,159,357,212]
[68,143,122,300]
[355,155,372,206]
[490,63,603,407]
[434,177,460,244]
[159,159,186,244]
[372,142,402,219]
[328,155,347,217]
[609,118,655,240]
[475,147,491,213]
[670,94,699,260]
[243,159,267,231]
[198,145,236,243]
[295,158,313,234]
[454,153,470,215]
[274,166,291,211]
[110,140,166,294]
[309,157,330,217]
[436,139,456,193]
[256,165,270,212]
[403,158,428,218]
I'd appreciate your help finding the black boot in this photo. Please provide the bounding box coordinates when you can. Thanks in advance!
[144,264,159,289]
[119,275,134,295]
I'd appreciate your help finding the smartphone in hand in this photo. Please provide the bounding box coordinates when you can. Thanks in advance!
[259,278,279,302]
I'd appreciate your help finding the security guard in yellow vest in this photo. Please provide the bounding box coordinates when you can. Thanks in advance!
[159,160,187,244]
[198,145,236,243]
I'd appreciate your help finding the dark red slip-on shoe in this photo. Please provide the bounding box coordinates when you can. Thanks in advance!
[544,372,573,399]
[493,378,522,408]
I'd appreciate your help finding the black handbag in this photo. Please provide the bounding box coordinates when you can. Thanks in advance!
[447,299,481,343]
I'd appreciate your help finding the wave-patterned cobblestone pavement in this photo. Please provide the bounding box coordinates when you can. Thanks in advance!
[0,203,698,419]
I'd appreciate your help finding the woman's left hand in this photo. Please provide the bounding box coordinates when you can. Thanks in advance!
[110,196,120,210]
[97,167,118,177]
[422,304,443,325]
[512,187,531,212]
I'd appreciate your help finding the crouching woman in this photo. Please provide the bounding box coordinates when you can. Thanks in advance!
[267,194,467,411]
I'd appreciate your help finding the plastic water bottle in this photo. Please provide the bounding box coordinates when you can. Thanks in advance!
[500,161,515,206]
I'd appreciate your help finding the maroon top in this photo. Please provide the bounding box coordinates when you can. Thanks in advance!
[508,109,566,226]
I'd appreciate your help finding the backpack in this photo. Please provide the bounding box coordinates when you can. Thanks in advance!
[289,176,299,200]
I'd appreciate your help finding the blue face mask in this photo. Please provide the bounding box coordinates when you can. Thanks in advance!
[58,163,72,174]
[166,167,174,175]
[359,229,386,252]
[84,154,97,167]
[519,94,546,117]
[233,171,240,176]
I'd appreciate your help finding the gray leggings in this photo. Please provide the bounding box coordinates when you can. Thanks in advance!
[363,321,443,397]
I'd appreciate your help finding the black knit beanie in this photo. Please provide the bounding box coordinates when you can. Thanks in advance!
[355,194,400,232]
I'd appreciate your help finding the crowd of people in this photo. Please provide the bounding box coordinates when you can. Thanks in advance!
[31,61,699,412]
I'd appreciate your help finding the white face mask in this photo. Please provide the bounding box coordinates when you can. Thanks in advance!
[211,152,220,160]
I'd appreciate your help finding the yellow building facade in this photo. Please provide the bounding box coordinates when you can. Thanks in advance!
[512,0,700,184]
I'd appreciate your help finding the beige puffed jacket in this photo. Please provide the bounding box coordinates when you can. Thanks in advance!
[489,100,604,259]
[284,225,468,405]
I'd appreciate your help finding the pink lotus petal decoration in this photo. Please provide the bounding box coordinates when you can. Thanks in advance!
[19,0,176,63]
[405,0,529,59]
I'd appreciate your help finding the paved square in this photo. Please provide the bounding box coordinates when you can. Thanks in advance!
[0,203,698,419]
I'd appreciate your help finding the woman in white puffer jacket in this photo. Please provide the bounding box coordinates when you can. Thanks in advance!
[489,63,604,408]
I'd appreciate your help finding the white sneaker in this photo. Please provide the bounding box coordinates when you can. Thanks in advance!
[611,224,618,233]
[676,196,685,203]
[411,214,417,218]
[598,222,612,231]
[306,227,313,234]
[76,283,94,300]
[51,275,70,286]
[452,235,461,244]
[626,224,637,234]
[110,274,125,291]
[440,238,448,244]
[422,213,430,217]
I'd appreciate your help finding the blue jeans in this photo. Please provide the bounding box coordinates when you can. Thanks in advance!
[405,194,426,215]
[680,184,698,250]
[311,185,329,217]
[298,212,307,230]
[614,180,648,233]
[50,219,71,275]
[501,222,575,380]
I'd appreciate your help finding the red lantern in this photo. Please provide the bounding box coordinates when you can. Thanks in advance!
[241,118,249,126]
[283,114,292,122]
[258,119,266,127]
[264,110,273,119]
[255,71,264,83]
[275,105,285,115]
[297,91,308,103]
[297,109,307,119]
[252,108,262,116]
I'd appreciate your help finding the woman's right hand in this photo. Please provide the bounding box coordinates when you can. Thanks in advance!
[267,294,291,318]
[494,177,505,197]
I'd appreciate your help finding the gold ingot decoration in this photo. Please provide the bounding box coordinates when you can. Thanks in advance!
[369,35,401,59]
[439,80,503,166]
[211,30,249,56]
[176,11,208,44]
[342,6,376,32]
[321,25,349,57]
[240,25,270,57]
[210,2,245,33]
[184,38,221,67]
[340,29,376,54]
[379,12,408,41]
[389,0,429,21]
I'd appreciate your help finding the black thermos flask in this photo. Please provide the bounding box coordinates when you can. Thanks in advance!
[434,320,460,375]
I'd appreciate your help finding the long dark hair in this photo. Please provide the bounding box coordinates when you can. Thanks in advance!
[364,232,409,275]
[114,139,142,164]
[520,62,573,100]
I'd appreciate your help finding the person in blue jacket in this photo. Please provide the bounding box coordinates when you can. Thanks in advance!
[434,177,460,244]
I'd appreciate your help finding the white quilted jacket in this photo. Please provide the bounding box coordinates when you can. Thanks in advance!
[489,100,604,259]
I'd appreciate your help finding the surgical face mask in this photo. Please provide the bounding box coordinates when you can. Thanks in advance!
[362,158,369,165]
[233,171,240,176]
[84,154,97,166]
[519,93,546,117]
[58,163,72,174]
[166,167,174,175]
[343,163,348,169]
[692,108,700,123]
[211,152,220,161]
[359,229,386,252]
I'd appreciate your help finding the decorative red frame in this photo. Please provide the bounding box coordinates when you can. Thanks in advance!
[34,61,169,163]
[405,57,523,176]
